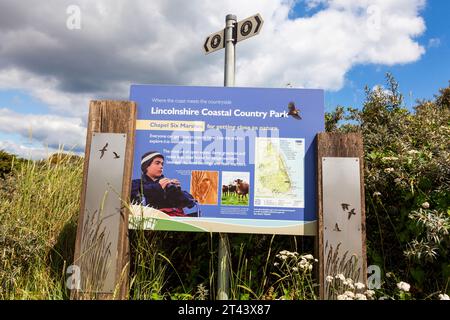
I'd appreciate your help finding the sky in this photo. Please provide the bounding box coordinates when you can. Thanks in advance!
[0,0,448,160]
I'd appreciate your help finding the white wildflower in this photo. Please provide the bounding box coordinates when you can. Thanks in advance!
[287,251,297,257]
[337,294,348,300]
[421,202,430,209]
[336,273,346,281]
[407,150,419,155]
[303,254,314,260]
[365,290,375,298]
[355,282,366,290]
[292,267,298,272]
[397,281,410,292]
[438,294,449,300]
[298,259,308,267]
[384,168,395,173]
[274,262,279,267]
[382,156,399,161]
[355,293,367,300]
[326,276,334,283]
[343,278,354,288]
[373,192,382,197]
[344,291,355,299]
[308,264,313,271]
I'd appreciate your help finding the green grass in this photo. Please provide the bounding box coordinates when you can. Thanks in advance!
[0,153,83,299]
[5,143,446,300]
[221,194,249,206]
[0,152,313,300]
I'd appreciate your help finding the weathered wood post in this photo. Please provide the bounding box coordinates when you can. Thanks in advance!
[317,132,367,299]
[72,100,136,299]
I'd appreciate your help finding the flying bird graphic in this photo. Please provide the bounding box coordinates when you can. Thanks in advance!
[348,208,356,220]
[113,152,120,159]
[333,223,342,232]
[287,102,302,120]
[341,203,350,211]
[99,143,108,159]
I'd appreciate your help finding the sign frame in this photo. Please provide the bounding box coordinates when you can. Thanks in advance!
[128,84,324,236]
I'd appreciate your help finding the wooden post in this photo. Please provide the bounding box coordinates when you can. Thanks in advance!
[72,100,136,299]
[317,132,367,299]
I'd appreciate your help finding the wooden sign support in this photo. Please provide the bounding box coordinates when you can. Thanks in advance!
[72,100,136,299]
[317,132,367,299]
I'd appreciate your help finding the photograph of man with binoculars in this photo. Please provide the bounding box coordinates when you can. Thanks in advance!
[131,151,199,217]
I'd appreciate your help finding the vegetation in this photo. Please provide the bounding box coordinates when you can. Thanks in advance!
[0,74,448,299]
[0,152,83,299]
[221,193,249,206]
[326,74,450,298]
[0,150,25,179]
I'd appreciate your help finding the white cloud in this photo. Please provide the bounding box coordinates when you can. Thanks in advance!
[428,38,441,48]
[0,68,124,120]
[372,84,391,96]
[0,108,86,152]
[0,1,426,106]
[304,0,328,10]
[0,0,428,159]
[0,139,73,160]
[0,0,428,158]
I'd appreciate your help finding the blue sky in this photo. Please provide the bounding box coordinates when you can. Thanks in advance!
[325,1,450,111]
[0,0,448,159]
[0,89,51,115]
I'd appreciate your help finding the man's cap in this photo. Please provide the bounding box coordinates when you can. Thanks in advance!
[141,151,164,173]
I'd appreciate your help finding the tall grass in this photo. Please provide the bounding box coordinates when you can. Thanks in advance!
[0,152,317,300]
[129,230,173,300]
[0,153,83,299]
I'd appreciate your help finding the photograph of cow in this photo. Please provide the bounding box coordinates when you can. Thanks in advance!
[221,171,250,206]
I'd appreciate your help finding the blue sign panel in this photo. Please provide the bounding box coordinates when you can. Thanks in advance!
[129,85,324,235]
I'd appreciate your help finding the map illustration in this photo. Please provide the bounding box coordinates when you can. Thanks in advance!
[254,137,305,208]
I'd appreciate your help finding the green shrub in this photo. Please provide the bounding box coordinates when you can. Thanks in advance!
[326,74,450,297]
[0,150,25,178]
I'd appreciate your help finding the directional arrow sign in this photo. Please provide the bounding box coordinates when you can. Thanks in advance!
[203,14,263,54]
[203,29,225,54]
[236,13,263,43]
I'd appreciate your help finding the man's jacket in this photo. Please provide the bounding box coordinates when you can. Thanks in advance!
[131,174,196,209]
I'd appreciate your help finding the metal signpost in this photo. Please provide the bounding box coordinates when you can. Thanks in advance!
[204,13,263,300]
[203,13,263,55]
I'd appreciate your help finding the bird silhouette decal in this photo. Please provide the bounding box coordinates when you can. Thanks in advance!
[341,203,350,211]
[287,102,302,120]
[113,152,120,159]
[348,208,356,220]
[99,143,108,159]
[333,223,342,232]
